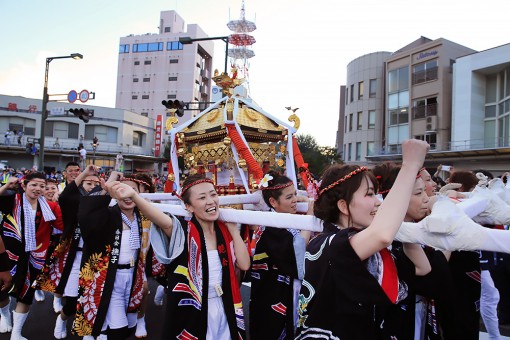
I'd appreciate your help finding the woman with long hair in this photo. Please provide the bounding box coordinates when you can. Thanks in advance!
[295,139,429,339]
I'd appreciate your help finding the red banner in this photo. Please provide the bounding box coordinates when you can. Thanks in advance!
[154,115,163,157]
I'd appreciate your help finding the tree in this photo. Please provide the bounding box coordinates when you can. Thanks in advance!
[296,134,341,176]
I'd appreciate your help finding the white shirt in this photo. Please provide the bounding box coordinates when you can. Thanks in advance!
[79,148,87,159]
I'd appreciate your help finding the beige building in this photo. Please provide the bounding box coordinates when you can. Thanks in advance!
[342,51,391,163]
[115,10,214,123]
[340,37,477,164]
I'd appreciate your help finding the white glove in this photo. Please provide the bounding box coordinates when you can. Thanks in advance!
[488,178,506,200]
[395,199,510,252]
[471,186,510,225]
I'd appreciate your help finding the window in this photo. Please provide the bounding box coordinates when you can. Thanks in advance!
[348,143,352,161]
[344,116,347,133]
[412,60,438,85]
[425,133,437,149]
[357,111,363,130]
[133,78,139,83]
[119,44,129,53]
[133,131,144,146]
[25,127,35,136]
[350,84,354,103]
[368,111,376,129]
[345,88,349,105]
[388,66,409,93]
[134,61,140,65]
[167,94,177,99]
[369,79,377,98]
[133,43,148,52]
[167,42,183,51]
[148,42,163,52]
[349,113,353,131]
[44,121,79,139]
[367,142,375,156]
[132,95,138,100]
[133,42,163,52]
[413,97,437,119]
[168,76,177,81]
[355,142,361,161]
[169,59,179,64]
[143,78,150,82]
[358,82,364,100]
[388,67,409,127]
[164,27,171,33]
[141,95,149,99]
[144,60,151,65]
[141,112,148,117]
[85,125,118,143]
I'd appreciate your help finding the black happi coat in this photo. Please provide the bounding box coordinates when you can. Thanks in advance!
[162,216,246,340]
[385,243,452,339]
[72,195,144,337]
[296,222,410,340]
[249,227,300,340]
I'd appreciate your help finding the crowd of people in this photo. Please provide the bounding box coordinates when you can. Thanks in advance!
[0,139,510,339]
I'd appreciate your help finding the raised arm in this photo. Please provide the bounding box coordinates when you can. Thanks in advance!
[350,139,429,260]
[105,181,174,237]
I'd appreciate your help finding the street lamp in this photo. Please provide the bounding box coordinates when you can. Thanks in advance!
[179,36,229,74]
[38,53,83,171]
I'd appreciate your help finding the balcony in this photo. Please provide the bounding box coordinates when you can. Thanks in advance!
[412,67,438,85]
[412,103,438,119]
[366,137,510,163]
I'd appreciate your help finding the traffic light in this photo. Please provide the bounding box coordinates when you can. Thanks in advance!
[69,108,94,123]
[162,100,186,117]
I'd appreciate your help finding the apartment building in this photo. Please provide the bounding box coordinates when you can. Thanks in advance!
[115,10,214,123]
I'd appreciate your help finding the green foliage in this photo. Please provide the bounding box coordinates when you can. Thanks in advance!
[296,134,342,176]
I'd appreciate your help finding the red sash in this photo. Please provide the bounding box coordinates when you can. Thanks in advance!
[379,248,398,304]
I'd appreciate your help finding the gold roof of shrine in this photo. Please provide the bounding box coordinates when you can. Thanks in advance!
[182,102,287,143]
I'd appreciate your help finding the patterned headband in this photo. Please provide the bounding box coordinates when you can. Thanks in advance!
[417,167,426,179]
[318,167,368,197]
[172,178,215,201]
[261,181,293,191]
[121,177,151,189]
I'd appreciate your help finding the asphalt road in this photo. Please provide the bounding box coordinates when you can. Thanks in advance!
[0,280,506,339]
[0,280,252,340]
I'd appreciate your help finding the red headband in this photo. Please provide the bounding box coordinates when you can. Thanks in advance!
[173,178,215,201]
[121,177,151,189]
[318,167,368,197]
[260,181,293,191]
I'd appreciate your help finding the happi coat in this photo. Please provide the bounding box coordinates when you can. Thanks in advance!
[72,195,146,337]
[0,193,63,302]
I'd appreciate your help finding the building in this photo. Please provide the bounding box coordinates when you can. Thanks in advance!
[340,37,477,164]
[450,43,510,171]
[0,94,160,172]
[341,51,391,163]
[115,10,215,123]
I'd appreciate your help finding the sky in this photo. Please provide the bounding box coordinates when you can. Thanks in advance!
[1,0,509,147]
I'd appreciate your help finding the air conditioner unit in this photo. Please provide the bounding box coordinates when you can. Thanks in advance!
[425,116,437,131]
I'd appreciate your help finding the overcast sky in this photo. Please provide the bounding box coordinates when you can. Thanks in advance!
[1,0,509,146]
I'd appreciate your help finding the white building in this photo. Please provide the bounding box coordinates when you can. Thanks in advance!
[115,10,215,123]
[0,94,160,172]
